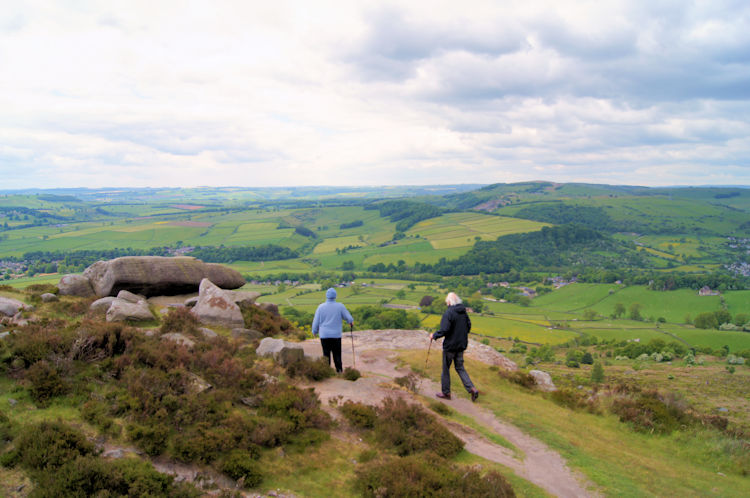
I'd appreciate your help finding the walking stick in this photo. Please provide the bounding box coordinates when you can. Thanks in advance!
[350,322,356,367]
[425,334,433,369]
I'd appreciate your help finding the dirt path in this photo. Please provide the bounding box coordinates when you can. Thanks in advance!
[300,330,596,498]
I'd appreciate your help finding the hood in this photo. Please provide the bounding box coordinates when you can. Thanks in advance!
[451,303,467,314]
[326,288,337,300]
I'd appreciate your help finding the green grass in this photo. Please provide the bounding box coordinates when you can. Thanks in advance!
[400,351,750,497]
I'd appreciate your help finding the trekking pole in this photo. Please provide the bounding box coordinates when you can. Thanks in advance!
[425,334,433,369]
[350,322,356,367]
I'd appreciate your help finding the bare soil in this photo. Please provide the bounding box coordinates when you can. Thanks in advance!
[300,330,597,498]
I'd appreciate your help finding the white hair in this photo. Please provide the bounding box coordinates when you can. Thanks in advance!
[445,292,462,306]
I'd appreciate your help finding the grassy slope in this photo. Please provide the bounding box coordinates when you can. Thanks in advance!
[401,351,750,497]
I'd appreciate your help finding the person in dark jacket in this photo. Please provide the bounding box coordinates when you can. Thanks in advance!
[431,292,479,402]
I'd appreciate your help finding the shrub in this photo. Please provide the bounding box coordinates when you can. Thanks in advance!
[71,320,133,362]
[355,453,515,498]
[581,351,594,365]
[419,295,435,307]
[13,421,96,472]
[610,390,694,434]
[239,303,295,336]
[0,411,12,443]
[26,360,69,405]
[591,362,605,384]
[375,397,463,458]
[499,370,536,389]
[549,388,591,411]
[126,423,169,456]
[33,455,199,497]
[285,356,335,381]
[427,399,454,416]
[8,320,75,367]
[394,373,419,392]
[339,401,377,429]
[342,367,361,381]
[160,306,201,336]
[260,383,331,432]
[221,449,263,487]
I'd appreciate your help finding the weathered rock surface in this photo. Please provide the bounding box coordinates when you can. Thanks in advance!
[228,290,261,306]
[191,279,245,328]
[0,297,32,317]
[58,274,95,297]
[185,372,212,394]
[116,290,146,303]
[232,328,264,341]
[106,299,154,323]
[40,293,59,303]
[90,296,117,313]
[256,337,304,366]
[199,327,218,339]
[82,256,245,297]
[161,332,196,349]
[529,370,557,392]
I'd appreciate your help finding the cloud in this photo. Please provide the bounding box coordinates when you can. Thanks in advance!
[0,0,749,189]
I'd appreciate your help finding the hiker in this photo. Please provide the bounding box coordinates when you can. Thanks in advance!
[312,287,354,373]
[431,292,479,402]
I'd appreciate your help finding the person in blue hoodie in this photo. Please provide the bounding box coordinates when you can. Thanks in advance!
[431,292,479,402]
[312,287,354,373]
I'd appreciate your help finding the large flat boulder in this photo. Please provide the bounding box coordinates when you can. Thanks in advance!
[191,279,245,328]
[83,256,245,297]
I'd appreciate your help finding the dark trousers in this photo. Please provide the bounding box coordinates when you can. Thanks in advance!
[321,337,343,372]
[441,350,475,395]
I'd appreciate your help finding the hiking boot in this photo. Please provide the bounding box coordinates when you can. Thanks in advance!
[470,389,479,402]
[436,392,451,400]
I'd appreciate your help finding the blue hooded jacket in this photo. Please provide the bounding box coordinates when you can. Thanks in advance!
[312,288,354,339]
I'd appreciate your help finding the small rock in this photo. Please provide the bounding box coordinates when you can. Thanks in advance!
[8,398,18,406]
[161,333,196,349]
[0,331,9,340]
[103,449,125,459]
[117,290,146,303]
[232,328,263,341]
[90,296,117,313]
[199,327,218,339]
[528,370,557,392]
[40,293,59,303]
[256,337,304,366]
[717,407,729,413]
[241,396,263,408]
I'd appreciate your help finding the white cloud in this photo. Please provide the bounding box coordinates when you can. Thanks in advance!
[0,0,749,189]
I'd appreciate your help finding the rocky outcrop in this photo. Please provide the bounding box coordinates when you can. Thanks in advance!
[528,370,557,392]
[58,274,95,297]
[191,279,245,328]
[0,297,32,317]
[228,290,261,306]
[256,337,304,367]
[82,256,245,297]
[106,299,154,323]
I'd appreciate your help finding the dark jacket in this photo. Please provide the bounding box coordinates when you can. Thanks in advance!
[433,304,471,352]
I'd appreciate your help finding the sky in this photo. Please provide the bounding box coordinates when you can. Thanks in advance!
[1,0,749,189]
